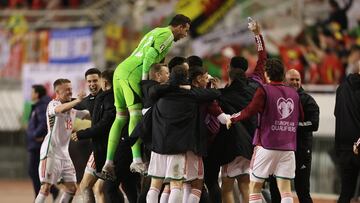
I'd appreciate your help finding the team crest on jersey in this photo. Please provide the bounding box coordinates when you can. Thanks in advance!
[160,44,165,52]
[277,97,294,119]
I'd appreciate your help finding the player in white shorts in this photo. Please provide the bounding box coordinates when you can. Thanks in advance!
[250,146,295,182]
[221,155,250,202]
[35,78,89,203]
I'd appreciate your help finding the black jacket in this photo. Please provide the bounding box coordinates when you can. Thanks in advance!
[151,86,221,156]
[141,80,160,108]
[297,87,320,151]
[75,90,102,116]
[213,79,255,165]
[335,73,360,151]
[76,89,116,172]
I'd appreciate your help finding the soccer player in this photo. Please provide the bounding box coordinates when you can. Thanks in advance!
[227,59,303,203]
[269,69,319,203]
[100,14,191,179]
[35,79,89,203]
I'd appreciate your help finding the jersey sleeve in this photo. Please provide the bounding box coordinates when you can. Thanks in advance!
[153,30,173,54]
[47,100,61,116]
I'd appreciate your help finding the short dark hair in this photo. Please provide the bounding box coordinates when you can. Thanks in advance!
[101,69,114,85]
[169,64,189,85]
[168,56,187,71]
[229,68,246,82]
[169,14,191,27]
[53,78,71,90]
[230,56,248,71]
[265,58,285,82]
[32,84,47,99]
[187,55,203,67]
[189,66,207,83]
[85,68,101,78]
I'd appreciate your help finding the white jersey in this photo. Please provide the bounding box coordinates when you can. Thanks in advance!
[40,99,87,160]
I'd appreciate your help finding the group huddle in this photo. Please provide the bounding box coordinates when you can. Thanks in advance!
[33,14,320,203]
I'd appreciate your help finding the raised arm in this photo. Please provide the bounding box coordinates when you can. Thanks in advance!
[249,21,267,83]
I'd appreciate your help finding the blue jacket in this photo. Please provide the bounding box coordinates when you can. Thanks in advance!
[26,95,51,151]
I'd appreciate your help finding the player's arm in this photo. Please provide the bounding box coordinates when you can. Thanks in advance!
[76,96,116,140]
[250,21,267,83]
[230,87,265,123]
[142,31,173,80]
[54,92,86,114]
[298,94,319,132]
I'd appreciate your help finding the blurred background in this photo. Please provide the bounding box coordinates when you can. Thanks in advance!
[0,0,359,201]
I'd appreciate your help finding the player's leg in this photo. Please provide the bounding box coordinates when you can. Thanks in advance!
[80,153,97,203]
[61,182,77,203]
[183,151,204,203]
[160,184,170,203]
[101,78,128,180]
[147,152,167,203]
[147,178,164,203]
[221,177,235,203]
[126,80,145,173]
[167,154,186,203]
[60,159,78,203]
[237,175,250,203]
[93,179,106,203]
[274,151,296,203]
[35,158,58,203]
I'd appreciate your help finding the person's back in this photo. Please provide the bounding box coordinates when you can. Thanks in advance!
[115,27,174,82]
[335,73,360,149]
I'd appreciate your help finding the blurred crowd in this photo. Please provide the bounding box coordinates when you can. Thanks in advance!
[269,0,360,84]
[0,0,88,9]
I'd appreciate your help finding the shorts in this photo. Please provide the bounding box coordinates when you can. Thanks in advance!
[84,152,96,175]
[147,151,185,181]
[221,156,250,178]
[249,146,295,183]
[184,151,204,181]
[113,78,142,110]
[39,157,77,185]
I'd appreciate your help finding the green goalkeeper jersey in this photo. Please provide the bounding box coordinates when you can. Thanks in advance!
[114,26,174,82]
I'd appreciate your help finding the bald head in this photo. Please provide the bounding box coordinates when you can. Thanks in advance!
[285,69,301,90]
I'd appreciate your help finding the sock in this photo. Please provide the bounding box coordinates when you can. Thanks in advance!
[168,187,182,203]
[106,111,128,160]
[188,189,201,203]
[281,192,293,203]
[35,191,48,203]
[146,187,160,203]
[128,107,142,158]
[249,193,262,203]
[59,191,74,203]
[160,187,170,203]
[182,183,191,203]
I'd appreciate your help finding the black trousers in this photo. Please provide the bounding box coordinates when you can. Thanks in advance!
[337,150,360,203]
[28,149,59,199]
[203,153,222,203]
[269,149,313,203]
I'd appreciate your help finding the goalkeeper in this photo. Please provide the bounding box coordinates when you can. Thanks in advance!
[99,14,191,180]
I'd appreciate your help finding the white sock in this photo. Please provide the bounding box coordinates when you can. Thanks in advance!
[188,189,201,203]
[182,183,191,203]
[147,187,160,203]
[59,191,74,203]
[249,193,262,203]
[35,192,48,203]
[281,192,293,203]
[160,187,170,203]
[105,160,113,165]
[168,187,182,203]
